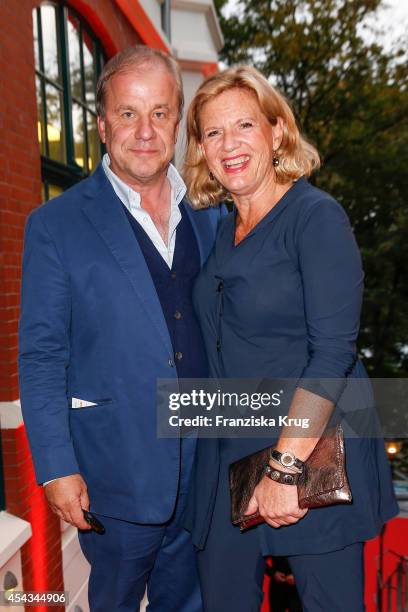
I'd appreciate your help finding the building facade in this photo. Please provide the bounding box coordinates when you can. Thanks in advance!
[0,1,222,609]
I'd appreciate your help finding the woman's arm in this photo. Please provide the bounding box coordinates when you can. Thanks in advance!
[246,195,364,527]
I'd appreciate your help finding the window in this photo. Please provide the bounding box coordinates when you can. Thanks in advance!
[33,2,104,197]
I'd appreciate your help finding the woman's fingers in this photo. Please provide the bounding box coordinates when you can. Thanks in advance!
[246,477,309,527]
[264,515,301,528]
[244,494,259,515]
[268,519,284,528]
[259,497,309,526]
[263,513,298,526]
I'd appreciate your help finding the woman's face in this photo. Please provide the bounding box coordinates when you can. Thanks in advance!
[199,87,282,200]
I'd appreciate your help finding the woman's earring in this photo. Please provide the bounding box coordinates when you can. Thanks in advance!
[272,149,280,167]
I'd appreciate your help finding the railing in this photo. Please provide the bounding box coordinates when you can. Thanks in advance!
[379,551,408,612]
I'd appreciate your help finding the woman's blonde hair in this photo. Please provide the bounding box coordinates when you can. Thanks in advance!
[184,66,320,208]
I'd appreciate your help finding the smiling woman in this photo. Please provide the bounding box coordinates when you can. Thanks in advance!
[184,66,319,209]
[200,89,279,205]
[182,65,399,612]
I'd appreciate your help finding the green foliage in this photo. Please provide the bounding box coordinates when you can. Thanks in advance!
[217,0,408,376]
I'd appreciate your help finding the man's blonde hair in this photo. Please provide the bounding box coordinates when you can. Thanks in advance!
[184,66,320,208]
[96,45,184,120]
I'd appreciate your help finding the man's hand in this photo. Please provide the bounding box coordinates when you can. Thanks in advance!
[244,476,308,528]
[44,474,91,530]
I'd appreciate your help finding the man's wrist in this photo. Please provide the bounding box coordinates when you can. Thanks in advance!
[43,478,58,487]
[42,473,80,487]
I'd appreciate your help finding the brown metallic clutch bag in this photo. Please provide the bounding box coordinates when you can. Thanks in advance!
[229,425,352,531]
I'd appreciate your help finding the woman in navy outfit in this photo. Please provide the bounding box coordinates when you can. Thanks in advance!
[183,66,398,612]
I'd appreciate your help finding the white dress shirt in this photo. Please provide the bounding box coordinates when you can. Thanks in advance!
[102,153,186,268]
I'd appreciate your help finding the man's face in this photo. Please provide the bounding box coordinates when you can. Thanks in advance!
[98,63,180,188]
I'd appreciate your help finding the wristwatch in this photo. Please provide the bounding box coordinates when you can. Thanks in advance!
[270,449,304,472]
[264,465,300,485]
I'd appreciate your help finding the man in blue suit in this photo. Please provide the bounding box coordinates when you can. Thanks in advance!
[19,46,221,611]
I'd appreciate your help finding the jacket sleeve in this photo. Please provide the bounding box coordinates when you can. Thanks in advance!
[18,209,79,484]
[296,197,364,403]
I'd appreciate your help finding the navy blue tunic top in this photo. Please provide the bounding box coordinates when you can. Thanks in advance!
[188,178,398,555]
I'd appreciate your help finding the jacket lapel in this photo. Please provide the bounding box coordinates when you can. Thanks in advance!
[183,200,215,265]
[81,165,173,356]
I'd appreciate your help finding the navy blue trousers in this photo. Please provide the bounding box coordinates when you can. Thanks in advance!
[197,455,365,612]
[78,439,201,612]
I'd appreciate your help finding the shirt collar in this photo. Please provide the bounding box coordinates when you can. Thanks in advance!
[102,153,186,210]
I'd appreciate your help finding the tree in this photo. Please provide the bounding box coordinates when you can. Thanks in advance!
[215,0,408,377]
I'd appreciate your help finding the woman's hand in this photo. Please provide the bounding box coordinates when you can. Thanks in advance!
[244,476,308,528]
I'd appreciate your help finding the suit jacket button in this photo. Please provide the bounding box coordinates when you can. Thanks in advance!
[174,310,182,320]
[175,351,183,361]
[216,340,221,351]
[171,272,177,279]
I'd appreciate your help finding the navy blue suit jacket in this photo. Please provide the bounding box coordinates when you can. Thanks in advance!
[18,163,222,524]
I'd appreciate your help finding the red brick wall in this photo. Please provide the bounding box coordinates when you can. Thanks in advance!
[0,0,41,402]
[0,0,142,403]
[0,1,142,607]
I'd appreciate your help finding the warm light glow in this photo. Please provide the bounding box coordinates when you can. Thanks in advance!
[47,123,61,142]
[75,157,94,169]
[385,440,402,457]
[37,122,61,144]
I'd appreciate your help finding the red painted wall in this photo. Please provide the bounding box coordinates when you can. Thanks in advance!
[365,518,408,612]
[2,425,64,612]
[261,517,408,611]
